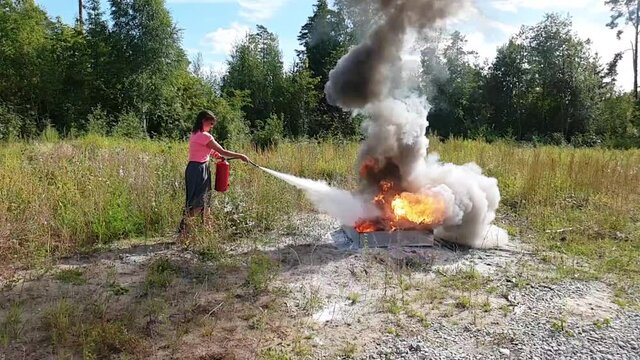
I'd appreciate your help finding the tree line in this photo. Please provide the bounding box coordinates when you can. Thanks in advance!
[0,0,639,148]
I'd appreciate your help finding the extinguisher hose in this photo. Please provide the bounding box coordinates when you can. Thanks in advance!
[222,157,261,169]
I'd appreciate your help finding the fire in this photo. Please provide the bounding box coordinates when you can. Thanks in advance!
[355,220,379,233]
[354,180,446,233]
[359,158,379,177]
[391,192,446,226]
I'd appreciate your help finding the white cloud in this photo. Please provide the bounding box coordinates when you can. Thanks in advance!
[490,0,600,13]
[237,0,288,21]
[465,31,503,62]
[203,22,250,55]
[168,0,289,20]
[486,19,518,34]
[184,47,201,57]
[202,60,228,75]
[458,13,635,91]
[573,19,635,91]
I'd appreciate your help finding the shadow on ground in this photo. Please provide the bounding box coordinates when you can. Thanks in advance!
[0,227,490,359]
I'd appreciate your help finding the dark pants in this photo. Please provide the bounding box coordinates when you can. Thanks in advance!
[178,161,211,233]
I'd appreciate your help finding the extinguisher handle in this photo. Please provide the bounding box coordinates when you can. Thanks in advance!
[220,157,260,168]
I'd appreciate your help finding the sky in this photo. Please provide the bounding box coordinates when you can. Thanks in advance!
[35,0,635,91]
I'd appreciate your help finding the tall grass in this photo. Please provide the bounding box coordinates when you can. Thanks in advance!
[429,139,640,290]
[0,136,357,268]
[1,136,639,287]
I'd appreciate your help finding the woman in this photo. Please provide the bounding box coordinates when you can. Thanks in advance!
[178,110,250,239]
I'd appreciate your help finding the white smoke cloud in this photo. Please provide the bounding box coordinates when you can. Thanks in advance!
[323,0,509,249]
[255,0,508,249]
[356,94,508,248]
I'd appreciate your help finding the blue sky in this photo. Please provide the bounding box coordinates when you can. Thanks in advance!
[35,0,634,90]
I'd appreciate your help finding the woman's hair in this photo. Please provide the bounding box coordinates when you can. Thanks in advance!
[192,110,216,133]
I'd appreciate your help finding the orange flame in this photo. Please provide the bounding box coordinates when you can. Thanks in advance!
[353,181,446,233]
[354,220,379,233]
[359,158,379,177]
[391,192,446,226]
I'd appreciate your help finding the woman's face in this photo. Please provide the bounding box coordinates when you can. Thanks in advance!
[203,117,216,131]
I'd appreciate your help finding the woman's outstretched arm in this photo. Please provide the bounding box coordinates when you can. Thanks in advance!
[206,138,249,162]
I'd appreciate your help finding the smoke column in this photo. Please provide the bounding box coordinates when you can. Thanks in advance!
[324,0,508,248]
[325,0,461,108]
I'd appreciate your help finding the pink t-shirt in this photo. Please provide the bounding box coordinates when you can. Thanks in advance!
[188,131,221,162]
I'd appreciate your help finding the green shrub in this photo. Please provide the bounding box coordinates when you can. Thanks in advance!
[247,253,278,292]
[113,112,146,139]
[252,113,284,150]
[86,106,110,136]
[145,257,178,291]
[40,123,60,142]
[210,91,250,148]
[0,104,22,141]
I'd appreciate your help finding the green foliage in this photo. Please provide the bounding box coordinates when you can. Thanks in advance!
[297,0,350,86]
[334,0,380,42]
[261,347,293,360]
[80,321,139,359]
[209,92,250,148]
[0,0,215,140]
[113,112,146,139]
[54,269,86,285]
[593,318,612,329]
[253,114,284,150]
[297,0,353,137]
[1,1,635,145]
[44,299,76,347]
[551,317,570,333]
[441,267,486,292]
[40,124,60,142]
[424,13,640,147]
[86,106,109,136]
[41,297,141,357]
[425,31,489,138]
[145,257,178,291]
[281,60,321,137]
[0,0,51,132]
[223,26,285,130]
[347,292,361,305]
[338,341,358,359]
[300,286,323,313]
[605,0,639,100]
[593,94,639,147]
[91,188,146,242]
[0,104,22,141]
[247,253,278,292]
[108,283,130,296]
[455,295,472,309]
[0,303,23,347]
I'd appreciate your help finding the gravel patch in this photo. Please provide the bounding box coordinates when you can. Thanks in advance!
[358,282,640,360]
[266,214,640,360]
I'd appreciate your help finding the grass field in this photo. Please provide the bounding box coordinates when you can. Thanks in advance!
[1,136,638,289]
[1,136,640,358]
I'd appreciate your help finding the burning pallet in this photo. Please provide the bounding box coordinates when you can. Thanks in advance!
[342,158,441,249]
[342,226,434,249]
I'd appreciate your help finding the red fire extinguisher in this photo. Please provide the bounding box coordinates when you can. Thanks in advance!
[214,158,230,192]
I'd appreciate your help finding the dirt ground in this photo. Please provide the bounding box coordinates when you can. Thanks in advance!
[1,214,637,359]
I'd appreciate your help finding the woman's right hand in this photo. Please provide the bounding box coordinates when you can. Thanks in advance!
[237,154,249,163]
